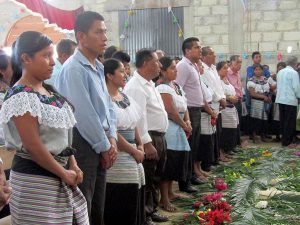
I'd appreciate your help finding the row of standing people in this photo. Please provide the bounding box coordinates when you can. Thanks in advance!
[2,9,298,225]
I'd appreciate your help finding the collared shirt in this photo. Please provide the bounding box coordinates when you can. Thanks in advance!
[45,58,62,86]
[175,56,204,107]
[247,65,270,78]
[275,66,300,106]
[201,63,225,110]
[124,71,168,144]
[54,49,117,153]
[227,67,243,98]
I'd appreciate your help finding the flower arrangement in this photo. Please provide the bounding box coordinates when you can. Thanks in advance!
[182,193,232,225]
[213,178,228,191]
[293,151,300,157]
[262,150,272,157]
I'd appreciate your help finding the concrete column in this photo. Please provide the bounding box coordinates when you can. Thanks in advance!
[228,0,245,54]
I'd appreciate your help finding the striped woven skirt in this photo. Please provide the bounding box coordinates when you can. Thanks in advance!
[250,99,268,120]
[10,171,89,225]
[221,106,239,129]
[200,112,216,135]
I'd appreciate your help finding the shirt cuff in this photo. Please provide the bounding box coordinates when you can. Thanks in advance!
[141,133,152,144]
[92,138,111,153]
[107,128,118,141]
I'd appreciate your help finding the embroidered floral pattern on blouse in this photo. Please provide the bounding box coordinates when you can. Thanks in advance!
[114,92,131,109]
[5,84,65,108]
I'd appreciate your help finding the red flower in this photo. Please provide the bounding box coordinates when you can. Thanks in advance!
[202,192,223,203]
[212,201,232,212]
[213,178,228,191]
[193,201,203,209]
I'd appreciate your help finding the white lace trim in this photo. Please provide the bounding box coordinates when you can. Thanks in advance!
[0,92,76,129]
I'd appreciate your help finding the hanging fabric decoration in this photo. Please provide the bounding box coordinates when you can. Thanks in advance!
[167,4,184,39]
[120,2,135,40]
[242,53,249,59]
[124,21,129,28]
[277,52,283,61]
[218,53,225,60]
[128,9,134,16]
[265,52,272,60]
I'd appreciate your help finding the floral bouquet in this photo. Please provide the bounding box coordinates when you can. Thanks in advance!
[182,193,232,225]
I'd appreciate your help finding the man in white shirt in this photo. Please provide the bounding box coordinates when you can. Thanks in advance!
[124,49,169,225]
[201,46,226,165]
[276,56,300,147]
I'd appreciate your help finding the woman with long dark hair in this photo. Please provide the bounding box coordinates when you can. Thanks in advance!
[217,61,239,158]
[247,64,272,143]
[104,58,145,225]
[0,31,89,224]
[156,57,192,212]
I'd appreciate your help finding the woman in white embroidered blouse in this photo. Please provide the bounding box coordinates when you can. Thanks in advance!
[217,61,239,160]
[0,31,89,224]
[104,58,145,225]
[247,64,272,143]
[156,57,192,212]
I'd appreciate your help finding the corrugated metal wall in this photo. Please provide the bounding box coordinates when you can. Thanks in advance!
[118,7,184,61]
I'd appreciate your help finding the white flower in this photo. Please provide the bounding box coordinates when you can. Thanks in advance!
[255,201,268,209]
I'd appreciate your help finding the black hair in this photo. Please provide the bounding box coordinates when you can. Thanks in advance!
[75,11,104,38]
[56,39,77,55]
[182,37,199,55]
[135,48,155,69]
[10,31,52,86]
[277,62,286,72]
[253,64,263,71]
[229,55,240,63]
[252,51,261,59]
[103,58,122,78]
[112,50,130,63]
[11,31,74,110]
[174,56,182,61]
[201,46,211,57]
[104,45,118,59]
[216,61,227,71]
[159,57,173,72]
[0,50,10,80]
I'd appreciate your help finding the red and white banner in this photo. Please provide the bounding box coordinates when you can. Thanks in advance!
[16,0,84,30]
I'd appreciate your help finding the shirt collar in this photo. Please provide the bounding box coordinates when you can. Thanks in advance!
[73,48,103,71]
[134,70,154,86]
[202,62,212,70]
[182,56,194,66]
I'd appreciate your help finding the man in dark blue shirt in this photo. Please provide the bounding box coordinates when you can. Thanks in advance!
[246,51,270,78]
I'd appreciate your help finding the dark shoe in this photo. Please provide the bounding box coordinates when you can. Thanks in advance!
[227,151,235,155]
[151,212,169,222]
[212,161,220,166]
[179,185,197,193]
[145,217,157,225]
[191,177,207,185]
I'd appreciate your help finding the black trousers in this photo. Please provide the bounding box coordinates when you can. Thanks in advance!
[178,107,201,189]
[143,132,167,217]
[72,128,106,225]
[234,99,242,145]
[279,104,297,146]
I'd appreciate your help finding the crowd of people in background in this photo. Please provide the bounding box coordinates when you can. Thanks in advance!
[0,10,300,225]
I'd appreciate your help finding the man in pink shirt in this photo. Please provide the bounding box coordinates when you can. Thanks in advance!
[227,55,247,148]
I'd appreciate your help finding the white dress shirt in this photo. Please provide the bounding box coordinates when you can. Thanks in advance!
[201,63,225,110]
[124,71,169,144]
